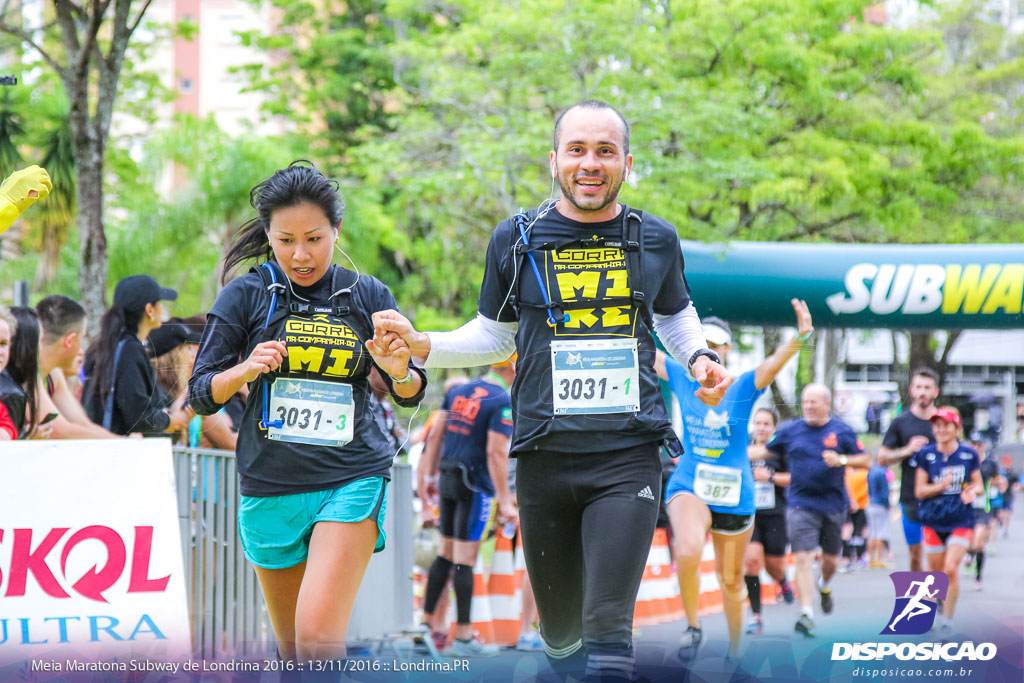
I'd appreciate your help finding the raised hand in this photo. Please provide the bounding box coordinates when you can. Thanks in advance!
[0,165,52,212]
[792,298,813,337]
[907,435,930,454]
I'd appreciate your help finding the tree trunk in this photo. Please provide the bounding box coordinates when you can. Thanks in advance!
[763,326,797,420]
[33,222,64,290]
[66,73,108,332]
[896,330,963,404]
[77,151,108,332]
[0,0,152,333]
[822,329,842,396]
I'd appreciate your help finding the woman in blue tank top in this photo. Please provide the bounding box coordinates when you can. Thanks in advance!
[658,299,812,661]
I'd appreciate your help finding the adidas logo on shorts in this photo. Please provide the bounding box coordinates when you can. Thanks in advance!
[638,486,655,501]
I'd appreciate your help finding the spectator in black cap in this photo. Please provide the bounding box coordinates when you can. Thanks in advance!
[82,275,193,435]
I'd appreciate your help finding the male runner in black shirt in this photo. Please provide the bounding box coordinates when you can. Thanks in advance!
[878,367,940,572]
[372,100,731,681]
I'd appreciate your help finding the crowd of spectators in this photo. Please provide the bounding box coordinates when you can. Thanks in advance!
[0,277,239,447]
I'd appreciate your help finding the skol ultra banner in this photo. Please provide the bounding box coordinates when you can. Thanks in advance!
[0,439,190,670]
[682,241,1024,328]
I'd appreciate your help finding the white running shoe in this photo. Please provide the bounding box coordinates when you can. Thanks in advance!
[444,638,499,657]
[515,631,545,652]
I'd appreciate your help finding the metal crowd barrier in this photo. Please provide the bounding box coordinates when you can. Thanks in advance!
[171,446,414,659]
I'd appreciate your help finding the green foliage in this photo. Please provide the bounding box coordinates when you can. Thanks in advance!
[235,0,402,160]
[105,115,299,315]
[234,0,1024,328]
[0,88,26,177]
[35,96,77,227]
[0,81,78,292]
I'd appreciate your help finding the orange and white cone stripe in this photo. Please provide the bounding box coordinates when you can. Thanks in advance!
[635,528,683,626]
[489,527,520,646]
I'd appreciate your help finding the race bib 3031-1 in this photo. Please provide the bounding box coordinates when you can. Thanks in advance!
[550,338,640,415]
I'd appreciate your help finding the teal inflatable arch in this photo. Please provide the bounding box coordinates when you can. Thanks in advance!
[682,241,1024,329]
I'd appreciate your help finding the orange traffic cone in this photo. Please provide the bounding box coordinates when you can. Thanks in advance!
[635,528,678,626]
[413,568,427,611]
[515,532,527,593]
[489,525,520,646]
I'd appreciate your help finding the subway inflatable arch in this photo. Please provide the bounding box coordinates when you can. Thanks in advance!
[681,241,1024,329]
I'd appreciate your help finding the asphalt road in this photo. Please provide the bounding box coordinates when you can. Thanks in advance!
[385,501,1024,683]
[630,502,1024,682]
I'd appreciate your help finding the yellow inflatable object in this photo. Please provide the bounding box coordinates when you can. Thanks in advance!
[0,165,52,234]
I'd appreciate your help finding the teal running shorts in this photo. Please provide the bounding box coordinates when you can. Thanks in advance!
[238,477,388,569]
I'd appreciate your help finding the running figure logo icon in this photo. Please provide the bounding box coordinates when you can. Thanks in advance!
[882,572,949,635]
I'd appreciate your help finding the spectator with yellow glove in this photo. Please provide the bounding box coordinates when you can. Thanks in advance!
[0,165,52,234]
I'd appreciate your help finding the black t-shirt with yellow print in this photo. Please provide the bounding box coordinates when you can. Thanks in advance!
[477,207,691,454]
[189,265,426,496]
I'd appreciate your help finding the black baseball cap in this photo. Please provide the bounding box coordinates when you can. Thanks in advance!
[113,274,177,314]
[145,322,189,357]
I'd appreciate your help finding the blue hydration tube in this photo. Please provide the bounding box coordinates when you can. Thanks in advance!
[516,208,568,327]
[259,263,284,430]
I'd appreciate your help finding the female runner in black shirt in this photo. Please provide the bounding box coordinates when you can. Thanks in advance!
[189,162,426,662]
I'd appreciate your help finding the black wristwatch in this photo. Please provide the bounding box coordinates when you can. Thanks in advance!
[688,348,721,372]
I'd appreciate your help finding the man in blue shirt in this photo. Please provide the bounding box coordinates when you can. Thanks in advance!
[765,384,869,638]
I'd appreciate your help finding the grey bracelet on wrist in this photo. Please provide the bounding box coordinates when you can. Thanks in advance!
[391,371,414,385]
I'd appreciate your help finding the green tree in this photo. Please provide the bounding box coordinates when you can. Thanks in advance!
[31,95,77,290]
[0,0,159,327]
[106,115,298,314]
[242,0,1024,329]
[0,89,25,176]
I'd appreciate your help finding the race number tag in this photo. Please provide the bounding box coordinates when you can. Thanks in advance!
[550,338,640,415]
[755,481,776,509]
[268,378,354,447]
[694,463,742,507]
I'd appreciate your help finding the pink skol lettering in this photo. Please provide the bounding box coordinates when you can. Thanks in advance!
[128,526,170,593]
[60,526,126,603]
[6,528,71,598]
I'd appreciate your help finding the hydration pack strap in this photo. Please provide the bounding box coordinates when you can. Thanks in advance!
[101,338,129,431]
[257,262,285,430]
[512,209,567,327]
[252,262,358,431]
[510,206,648,329]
